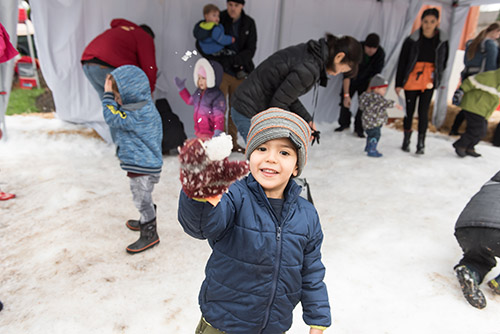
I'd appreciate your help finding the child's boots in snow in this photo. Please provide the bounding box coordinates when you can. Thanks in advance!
[126,204,157,231]
[455,265,486,309]
[367,138,382,157]
[126,218,159,254]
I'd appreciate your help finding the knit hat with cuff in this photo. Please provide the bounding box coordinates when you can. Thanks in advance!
[245,108,311,177]
[228,0,245,4]
[369,74,389,90]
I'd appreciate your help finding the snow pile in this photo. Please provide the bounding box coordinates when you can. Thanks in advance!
[0,114,499,333]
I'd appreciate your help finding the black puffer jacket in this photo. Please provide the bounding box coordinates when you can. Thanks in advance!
[396,28,449,88]
[350,41,385,91]
[231,39,329,123]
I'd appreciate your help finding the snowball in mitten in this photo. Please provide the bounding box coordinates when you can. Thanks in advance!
[179,134,249,199]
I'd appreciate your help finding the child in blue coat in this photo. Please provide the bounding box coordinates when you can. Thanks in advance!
[102,65,163,254]
[178,108,331,334]
[193,3,235,56]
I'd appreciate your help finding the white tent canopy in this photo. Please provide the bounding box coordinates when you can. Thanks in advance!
[2,0,500,140]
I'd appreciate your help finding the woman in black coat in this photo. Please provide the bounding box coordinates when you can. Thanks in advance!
[230,33,363,142]
[395,8,448,154]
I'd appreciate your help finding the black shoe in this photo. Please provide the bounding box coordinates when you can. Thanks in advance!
[453,143,467,158]
[466,149,481,157]
[0,300,3,312]
[356,131,365,138]
[402,131,412,152]
[126,218,159,254]
[455,265,486,309]
[126,204,156,231]
[334,126,348,132]
[449,129,460,136]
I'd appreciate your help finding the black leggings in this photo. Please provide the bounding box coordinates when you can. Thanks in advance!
[403,89,434,134]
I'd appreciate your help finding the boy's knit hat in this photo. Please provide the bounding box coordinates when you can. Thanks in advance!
[246,108,311,177]
[369,74,388,90]
[228,0,245,4]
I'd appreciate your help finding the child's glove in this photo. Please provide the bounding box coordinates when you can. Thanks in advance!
[179,134,249,200]
[174,77,186,91]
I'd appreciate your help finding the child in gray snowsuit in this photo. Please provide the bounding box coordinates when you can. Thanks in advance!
[454,170,500,309]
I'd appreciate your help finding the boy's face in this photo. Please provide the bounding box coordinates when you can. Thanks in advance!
[374,86,387,96]
[205,10,220,24]
[249,137,299,199]
[198,75,207,90]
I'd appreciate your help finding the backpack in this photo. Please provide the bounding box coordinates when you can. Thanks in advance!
[155,98,187,154]
[461,39,488,79]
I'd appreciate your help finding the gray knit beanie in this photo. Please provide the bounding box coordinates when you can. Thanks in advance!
[369,74,388,90]
[245,108,311,177]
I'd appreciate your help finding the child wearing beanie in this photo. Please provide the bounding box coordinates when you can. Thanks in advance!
[359,74,402,157]
[177,107,331,334]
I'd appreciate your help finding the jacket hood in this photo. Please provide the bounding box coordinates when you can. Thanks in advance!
[110,18,139,29]
[193,20,212,41]
[110,65,151,105]
[193,58,224,88]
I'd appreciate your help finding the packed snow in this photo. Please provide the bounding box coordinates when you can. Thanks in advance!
[0,114,499,333]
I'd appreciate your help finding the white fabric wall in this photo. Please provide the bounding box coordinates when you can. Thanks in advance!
[25,0,500,140]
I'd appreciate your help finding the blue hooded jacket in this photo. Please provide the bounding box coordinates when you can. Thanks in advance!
[102,65,163,174]
[178,174,331,333]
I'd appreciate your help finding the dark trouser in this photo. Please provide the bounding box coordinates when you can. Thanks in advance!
[453,110,487,150]
[403,89,434,134]
[450,110,466,133]
[219,73,244,148]
[455,227,500,283]
[365,126,381,142]
[338,86,364,133]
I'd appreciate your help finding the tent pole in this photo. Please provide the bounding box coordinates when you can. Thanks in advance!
[25,19,40,89]
[275,0,284,51]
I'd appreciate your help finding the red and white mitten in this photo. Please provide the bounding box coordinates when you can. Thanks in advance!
[179,134,249,203]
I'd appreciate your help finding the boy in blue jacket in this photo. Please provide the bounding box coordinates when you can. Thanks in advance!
[178,108,331,334]
[102,65,163,254]
[193,4,235,56]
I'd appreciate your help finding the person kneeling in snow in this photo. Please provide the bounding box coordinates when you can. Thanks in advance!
[102,65,163,254]
[177,108,331,334]
[453,170,500,309]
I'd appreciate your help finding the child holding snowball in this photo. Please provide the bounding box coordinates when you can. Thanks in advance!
[177,108,331,334]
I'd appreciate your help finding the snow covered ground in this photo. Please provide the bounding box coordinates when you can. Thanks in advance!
[1,114,499,334]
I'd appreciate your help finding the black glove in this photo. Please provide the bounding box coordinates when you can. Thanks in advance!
[311,130,320,146]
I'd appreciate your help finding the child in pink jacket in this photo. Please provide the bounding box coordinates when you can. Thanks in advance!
[175,58,225,139]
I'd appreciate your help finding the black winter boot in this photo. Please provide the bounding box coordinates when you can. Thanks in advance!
[126,204,156,231]
[416,133,425,154]
[455,265,486,309]
[0,300,3,312]
[402,130,412,152]
[126,218,159,254]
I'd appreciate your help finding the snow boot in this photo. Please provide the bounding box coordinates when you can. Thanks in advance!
[487,276,500,295]
[0,300,3,312]
[367,138,382,157]
[126,204,157,231]
[126,218,159,254]
[453,142,467,158]
[402,130,412,152]
[466,148,481,158]
[454,265,486,309]
[416,133,425,154]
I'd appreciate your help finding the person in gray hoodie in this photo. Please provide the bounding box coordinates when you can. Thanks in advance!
[102,65,163,254]
[454,170,500,309]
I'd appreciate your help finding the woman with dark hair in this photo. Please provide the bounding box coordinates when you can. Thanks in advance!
[449,22,500,136]
[230,33,363,142]
[396,8,449,154]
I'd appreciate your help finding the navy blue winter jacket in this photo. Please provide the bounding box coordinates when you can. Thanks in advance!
[178,174,331,333]
[102,65,163,174]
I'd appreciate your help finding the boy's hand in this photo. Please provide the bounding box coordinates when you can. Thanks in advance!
[104,75,113,93]
[395,103,403,111]
[179,136,249,199]
[310,328,324,334]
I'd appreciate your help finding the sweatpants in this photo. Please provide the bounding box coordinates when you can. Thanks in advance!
[403,89,434,134]
[453,110,487,150]
[455,227,500,283]
[129,174,160,223]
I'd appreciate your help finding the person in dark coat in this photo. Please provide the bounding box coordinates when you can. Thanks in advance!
[335,33,385,137]
[395,8,448,154]
[453,170,500,309]
[195,0,257,153]
[230,33,363,142]
[178,108,331,334]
